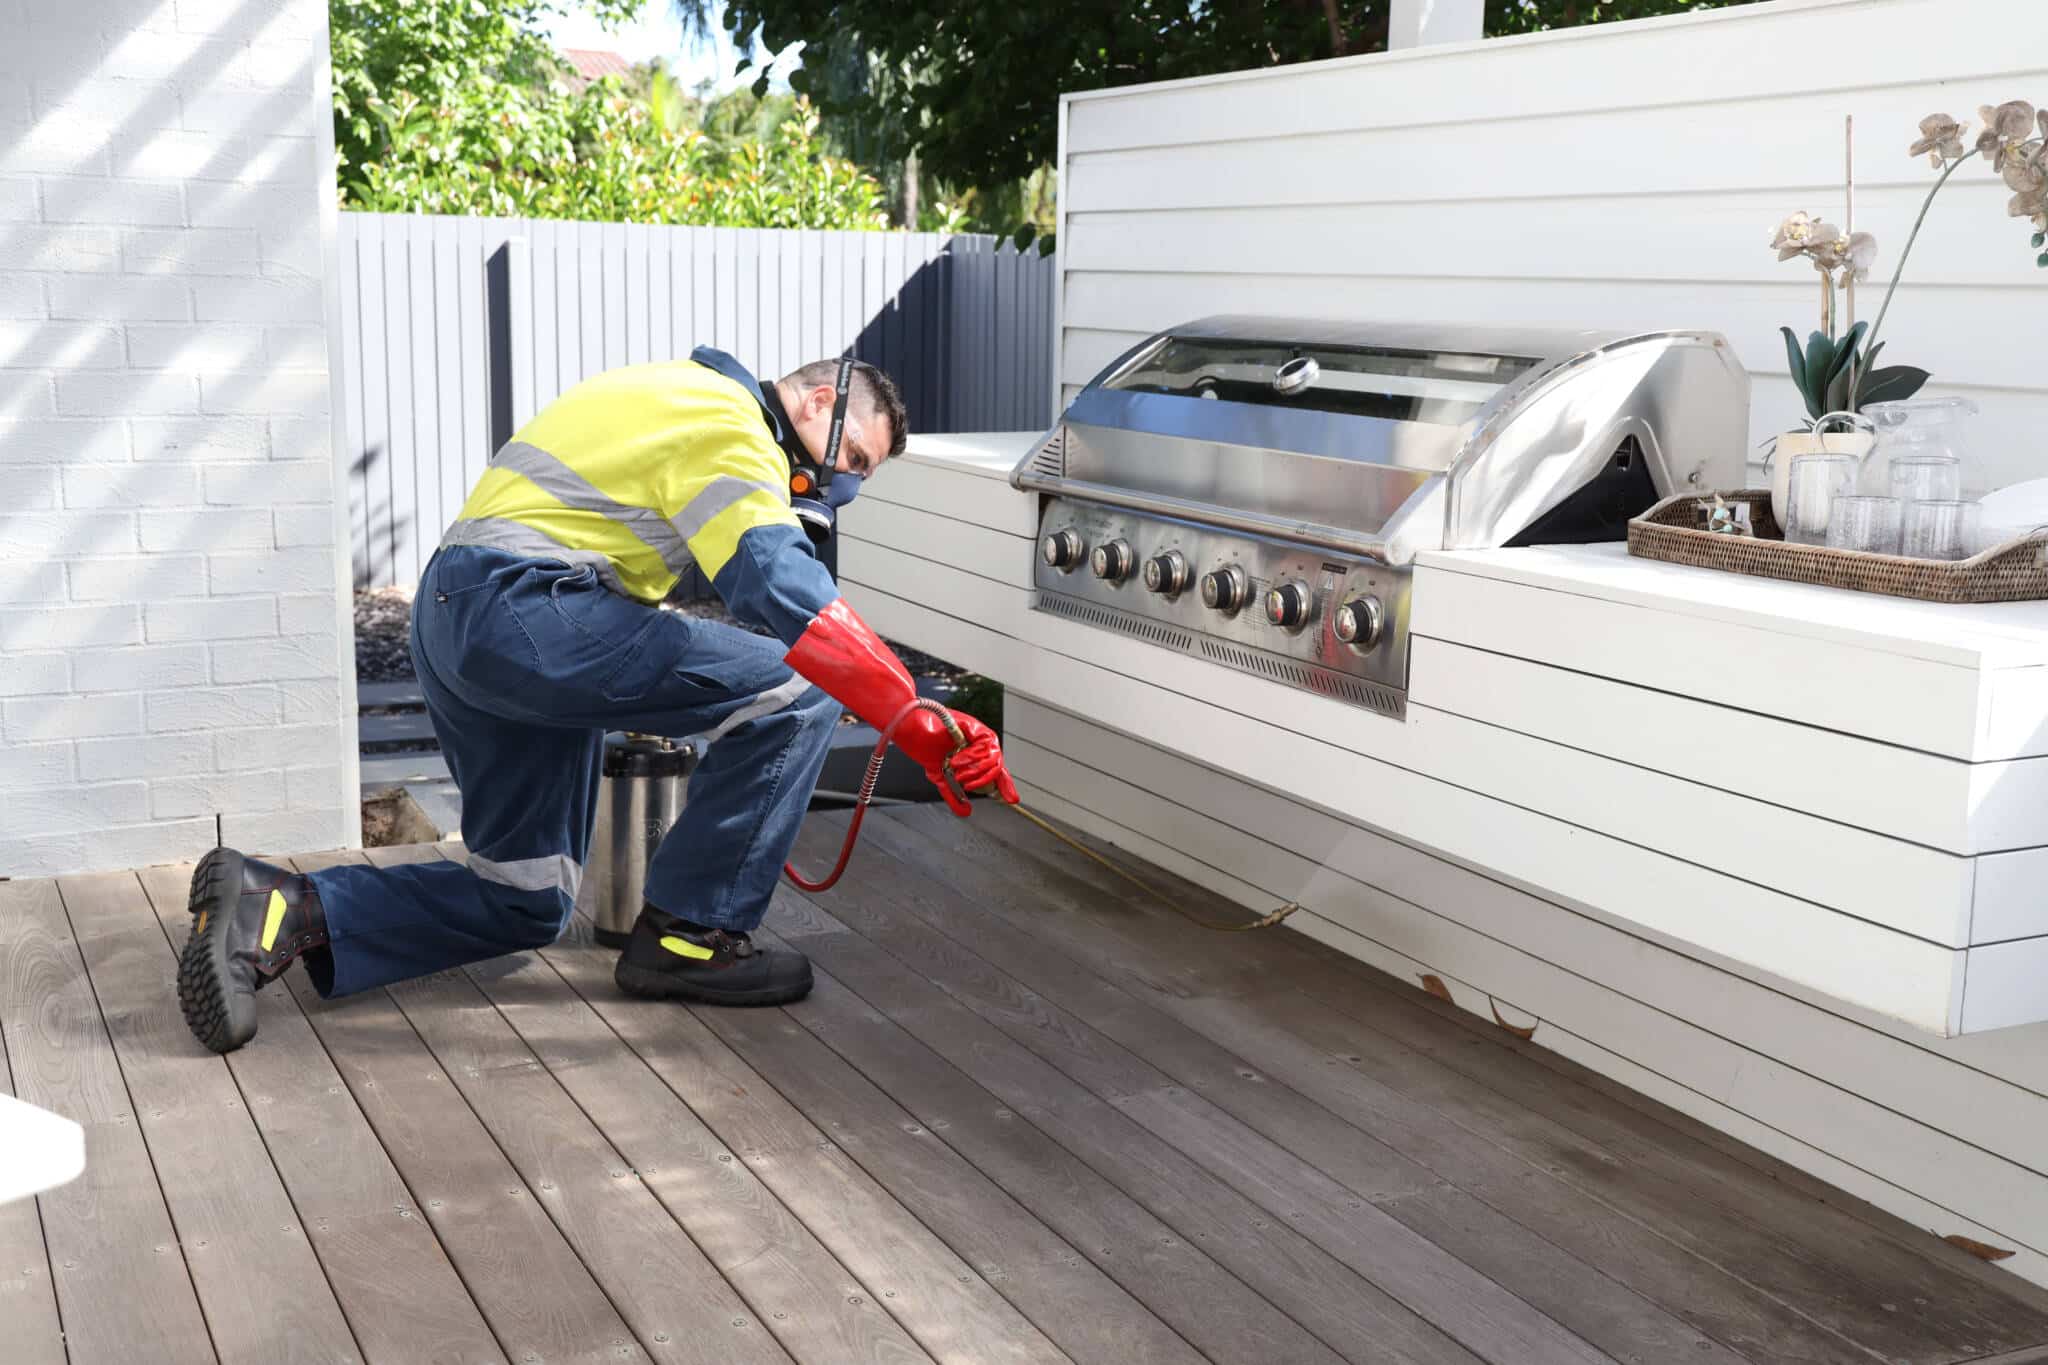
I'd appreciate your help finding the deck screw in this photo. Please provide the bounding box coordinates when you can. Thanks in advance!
[847,1296,863,1306]
[732,1317,748,1328]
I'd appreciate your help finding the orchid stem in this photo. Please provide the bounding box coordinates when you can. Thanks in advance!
[1861,149,1975,400]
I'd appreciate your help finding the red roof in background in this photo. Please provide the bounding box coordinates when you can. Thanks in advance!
[561,48,633,92]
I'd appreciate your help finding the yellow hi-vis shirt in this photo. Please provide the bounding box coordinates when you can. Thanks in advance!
[443,359,800,604]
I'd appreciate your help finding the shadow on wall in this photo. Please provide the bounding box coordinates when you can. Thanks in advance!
[1,0,334,607]
[349,441,412,591]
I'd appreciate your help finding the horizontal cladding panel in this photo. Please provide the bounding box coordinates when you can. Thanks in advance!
[837,499,1036,592]
[1416,563,2007,759]
[850,453,1040,538]
[1964,938,2048,1034]
[1066,136,2032,253]
[1059,212,2038,385]
[1410,637,2048,858]
[1972,848,2048,945]
[1061,0,2045,152]
[837,561,1965,1032]
[1428,547,2048,667]
[1004,697,2048,1255]
[845,541,1988,944]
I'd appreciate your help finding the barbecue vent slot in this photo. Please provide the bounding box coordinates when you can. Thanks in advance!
[1040,593,1194,651]
[1028,427,1067,478]
[1198,640,1403,716]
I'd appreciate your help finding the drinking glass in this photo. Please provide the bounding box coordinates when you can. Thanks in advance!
[1865,396,1977,495]
[1901,499,1982,561]
[1783,452,1857,546]
[1826,496,1904,554]
[1888,454,1963,504]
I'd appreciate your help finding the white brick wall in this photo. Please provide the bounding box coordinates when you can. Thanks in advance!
[0,0,357,877]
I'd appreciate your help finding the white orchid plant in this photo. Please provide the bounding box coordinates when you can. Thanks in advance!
[1774,100,2048,422]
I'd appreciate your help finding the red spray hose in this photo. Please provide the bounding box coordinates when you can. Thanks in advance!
[783,696,968,893]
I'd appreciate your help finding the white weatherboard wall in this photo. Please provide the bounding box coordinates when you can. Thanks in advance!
[1054,0,2048,491]
[0,0,357,878]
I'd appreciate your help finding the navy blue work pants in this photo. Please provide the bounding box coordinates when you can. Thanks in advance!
[304,545,841,998]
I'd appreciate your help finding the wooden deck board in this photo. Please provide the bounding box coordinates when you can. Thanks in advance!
[529,938,1086,1365]
[0,1015,69,1365]
[786,819,1622,1365]
[5,811,2046,1365]
[278,850,612,1365]
[0,876,216,1365]
[958,802,2048,1361]
[842,811,1753,1365]
[59,870,362,1365]
[131,862,509,1365]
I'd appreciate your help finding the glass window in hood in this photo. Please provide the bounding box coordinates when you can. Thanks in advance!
[1106,337,1537,426]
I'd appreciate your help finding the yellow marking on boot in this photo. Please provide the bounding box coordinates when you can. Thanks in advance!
[259,890,289,952]
[658,934,715,961]
[195,910,210,936]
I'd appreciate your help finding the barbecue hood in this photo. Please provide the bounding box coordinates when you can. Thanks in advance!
[1011,316,1749,565]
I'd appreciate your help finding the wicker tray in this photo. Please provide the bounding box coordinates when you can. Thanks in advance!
[1626,490,2048,604]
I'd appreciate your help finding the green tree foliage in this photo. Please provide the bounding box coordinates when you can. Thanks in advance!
[714,0,1760,209]
[331,0,889,228]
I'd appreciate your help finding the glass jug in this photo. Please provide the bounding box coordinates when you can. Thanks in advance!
[1861,396,1978,495]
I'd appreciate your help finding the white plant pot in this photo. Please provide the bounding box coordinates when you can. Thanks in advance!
[1768,429,1878,530]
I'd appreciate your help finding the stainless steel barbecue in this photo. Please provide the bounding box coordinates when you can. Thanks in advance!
[1010,316,1748,718]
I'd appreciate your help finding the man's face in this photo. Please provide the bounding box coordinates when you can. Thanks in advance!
[790,382,888,477]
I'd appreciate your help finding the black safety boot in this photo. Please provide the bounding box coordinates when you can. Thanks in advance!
[613,905,813,1006]
[178,847,328,1054]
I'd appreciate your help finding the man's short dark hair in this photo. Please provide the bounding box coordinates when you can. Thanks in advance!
[783,358,908,458]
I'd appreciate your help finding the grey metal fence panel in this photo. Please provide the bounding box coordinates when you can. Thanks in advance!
[337,213,1055,588]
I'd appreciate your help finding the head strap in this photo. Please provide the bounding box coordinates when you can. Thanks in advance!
[788,358,856,500]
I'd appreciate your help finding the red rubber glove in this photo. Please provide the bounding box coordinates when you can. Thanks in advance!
[785,598,1019,816]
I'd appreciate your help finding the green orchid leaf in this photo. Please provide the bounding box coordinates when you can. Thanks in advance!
[1824,320,1868,393]
[1781,326,1811,411]
[1825,363,1853,416]
[1856,365,1933,407]
[1804,330,1835,394]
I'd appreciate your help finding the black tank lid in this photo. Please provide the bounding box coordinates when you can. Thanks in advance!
[602,734,698,778]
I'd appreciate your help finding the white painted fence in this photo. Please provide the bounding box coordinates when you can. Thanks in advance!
[336,213,1055,589]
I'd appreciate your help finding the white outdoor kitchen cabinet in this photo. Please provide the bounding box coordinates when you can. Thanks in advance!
[839,433,2048,1286]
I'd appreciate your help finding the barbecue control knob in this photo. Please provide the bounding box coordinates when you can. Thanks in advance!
[1265,580,1313,629]
[1040,528,1085,571]
[1333,595,1385,649]
[1143,550,1188,595]
[1090,539,1134,582]
[1201,565,1248,613]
